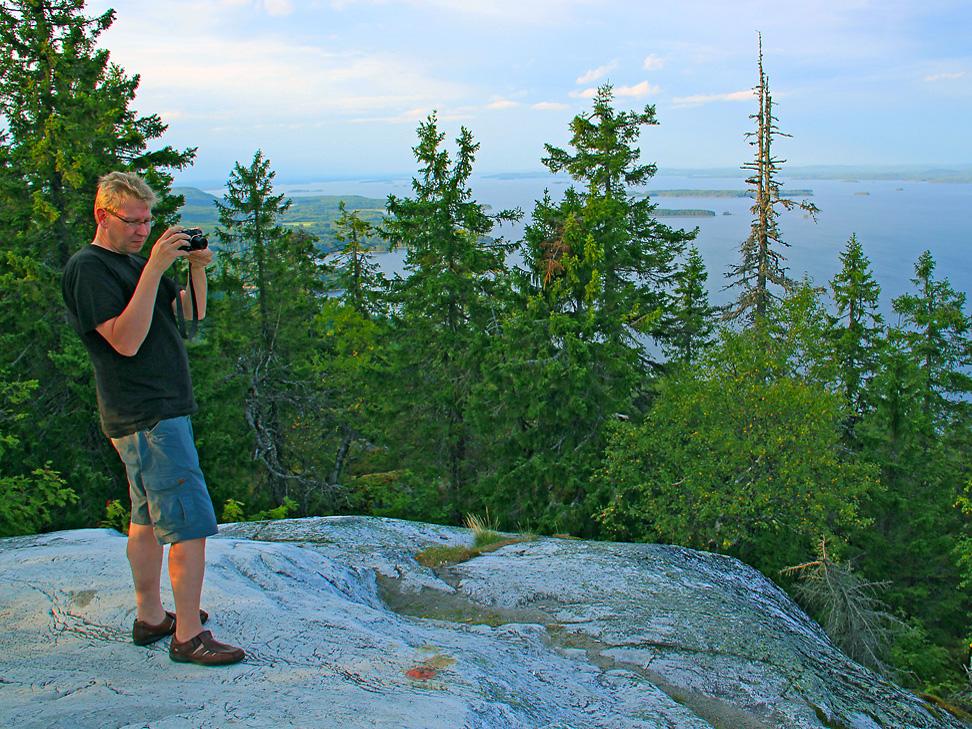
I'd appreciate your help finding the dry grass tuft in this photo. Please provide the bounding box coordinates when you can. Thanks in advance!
[414,513,535,568]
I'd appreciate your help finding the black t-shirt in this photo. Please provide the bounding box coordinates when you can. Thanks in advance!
[62,244,197,438]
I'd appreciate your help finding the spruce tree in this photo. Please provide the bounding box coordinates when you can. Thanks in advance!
[471,86,693,533]
[0,0,193,530]
[854,252,972,673]
[661,245,715,365]
[540,85,691,350]
[208,151,329,509]
[0,0,193,266]
[892,250,972,430]
[381,114,519,517]
[828,234,884,420]
[332,201,385,315]
[725,33,817,324]
[309,202,390,497]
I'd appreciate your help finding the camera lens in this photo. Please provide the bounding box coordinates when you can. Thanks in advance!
[179,228,208,251]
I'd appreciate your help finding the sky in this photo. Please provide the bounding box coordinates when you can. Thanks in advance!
[87,0,972,185]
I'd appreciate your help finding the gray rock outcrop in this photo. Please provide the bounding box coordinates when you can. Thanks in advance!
[0,516,965,728]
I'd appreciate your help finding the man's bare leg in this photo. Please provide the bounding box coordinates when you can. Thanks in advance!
[169,537,206,642]
[127,522,166,624]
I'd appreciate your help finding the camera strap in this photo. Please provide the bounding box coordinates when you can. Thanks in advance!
[175,268,200,340]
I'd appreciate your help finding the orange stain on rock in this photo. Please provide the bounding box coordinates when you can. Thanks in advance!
[405,665,439,680]
[404,652,456,681]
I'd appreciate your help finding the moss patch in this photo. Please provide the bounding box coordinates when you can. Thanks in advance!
[919,693,972,724]
[415,536,531,568]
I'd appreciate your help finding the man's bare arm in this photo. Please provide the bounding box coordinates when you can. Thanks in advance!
[96,229,189,357]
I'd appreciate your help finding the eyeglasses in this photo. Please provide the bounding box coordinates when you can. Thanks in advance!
[104,208,153,228]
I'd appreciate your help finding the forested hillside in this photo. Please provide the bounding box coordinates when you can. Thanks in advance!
[0,1,968,713]
[175,186,387,249]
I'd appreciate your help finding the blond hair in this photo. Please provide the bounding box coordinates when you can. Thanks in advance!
[95,171,158,211]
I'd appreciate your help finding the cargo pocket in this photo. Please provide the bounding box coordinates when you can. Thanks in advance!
[154,477,191,531]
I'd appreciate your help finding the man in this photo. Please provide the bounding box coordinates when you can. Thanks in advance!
[62,171,244,666]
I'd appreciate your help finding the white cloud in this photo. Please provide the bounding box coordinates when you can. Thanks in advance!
[568,87,597,99]
[615,81,660,97]
[261,0,294,15]
[217,0,293,14]
[486,99,520,110]
[576,61,618,85]
[350,107,431,124]
[97,26,468,125]
[671,89,754,107]
[570,81,659,100]
[923,71,966,82]
[642,54,664,71]
[348,104,477,125]
[532,101,570,111]
[331,0,592,24]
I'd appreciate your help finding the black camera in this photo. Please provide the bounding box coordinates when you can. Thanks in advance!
[179,228,209,252]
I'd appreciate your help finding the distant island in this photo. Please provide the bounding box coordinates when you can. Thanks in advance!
[174,187,389,251]
[659,164,972,184]
[646,189,814,198]
[655,208,716,218]
[481,164,972,184]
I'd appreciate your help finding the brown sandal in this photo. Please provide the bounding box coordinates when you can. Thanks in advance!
[169,630,245,666]
[132,609,209,646]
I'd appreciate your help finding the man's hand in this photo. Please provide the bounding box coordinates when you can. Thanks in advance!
[186,246,214,269]
[146,227,190,273]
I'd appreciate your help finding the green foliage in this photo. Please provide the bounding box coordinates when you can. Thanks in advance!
[250,496,299,521]
[827,234,884,420]
[217,496,297,522]
[957,480,972,590]
[538,84,692,350]
[470,86,693,534]
[892,250,972,428]
[204,150,333,509]
[221,498,246,524]
[853,251,971,651]
[890,620,963,696]
[99,499,129,534]
[0,464,77,538]
[662,245,716,364]
[341,470,450,524]
[0,0,192,532]
[380,113,519,516]
[332,201,387,314]
[308,298,390,498]
[597,290,876,572]
[0,375,79,536]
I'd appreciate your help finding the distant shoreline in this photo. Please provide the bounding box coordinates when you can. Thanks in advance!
[655,208,717,218]
[646,189,814,198]
[177,166,972,191]
[478,166,972,185]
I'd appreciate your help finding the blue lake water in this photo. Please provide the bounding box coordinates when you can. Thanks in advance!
[263,174,972,316]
